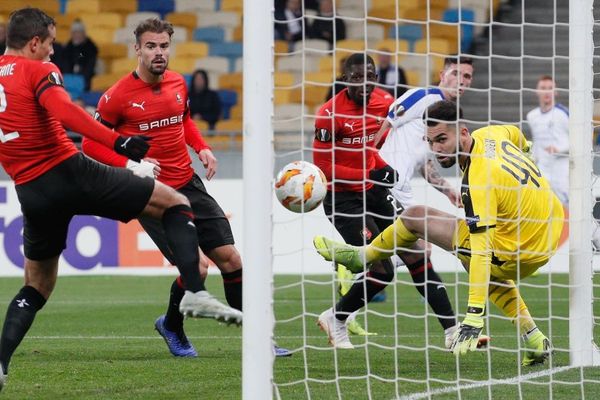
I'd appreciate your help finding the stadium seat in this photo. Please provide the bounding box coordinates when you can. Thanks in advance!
[275,103,305,120]
[172,26,188,42]
[220,0,243,12]
[375,39,410,54]
[209,42,243,58]
[80,13,123,30]
[414,37,456,55]
[193,27,225,44]
[218,72,242,91]
[165,12,197,35]
[401,7,444,22]
[290,86,329,107]
[215,119,242,132]
[0,1,26,14]
[229,104,243,120]
[114,27,137,45]
[111,57,138,74]
[91,73,123,92]
[274,72,295,87]
[63,74,85,100]
[345,22,385,43]
[443,8,476,51]
[304,71,335,84]
[79,91,104,107]
[23,0,60,15]
[175,0,216,12]
[404,69,422,87]
[335,39,365,51]
[389,25,422,51]
[173,41,209,58]
[99,0,138,16]
[167,57,196,74]
[232,25,243,42]
[293,39,330,52]
[87,27,118,45]
[194,119,210,132]
[125,12,161,28]
[98,43,128,60]
[54,14,83,31]
[196,12,241,30]
[55,27,71,44]
[194,56,229,74]
[67,0,101,14]
[137,0,175,18]
[217,90,238,120]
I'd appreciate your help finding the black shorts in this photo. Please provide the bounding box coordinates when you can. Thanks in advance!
[138,173,234,264]
[323,185,402,246]
[16,153,155,261]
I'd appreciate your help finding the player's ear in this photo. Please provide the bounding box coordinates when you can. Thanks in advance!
[134,42,141,56]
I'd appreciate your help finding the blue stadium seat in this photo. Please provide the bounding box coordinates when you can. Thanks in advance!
[217,90,237,120]
[79,91,103,107]
[63,74,85,100]
[442,8,476,52]
[183,73,192,89]
[137,0,175,18]
[389,25,422,52]
[209,42,243,58]
[193,27,225,43]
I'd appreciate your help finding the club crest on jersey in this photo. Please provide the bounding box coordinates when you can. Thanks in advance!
[176,93,182,104]
[47,71,62,86]
[360,227,373,241]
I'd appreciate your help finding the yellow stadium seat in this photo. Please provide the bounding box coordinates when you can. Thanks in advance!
[318,56,334,72]
[274,40,289,55]
[165,12,197,36]
[218,73,243,90]
[274,72,295,87]
[25,0,60,15]
[428,22,459,50]
[232,25,243,42]
[216,120,243,132]
[99,0,138,15]
[290,86,330,107]
[414,37,456,55]
[67,0,101,14]
[194,120,210,132]
[401,7,444,22]
[86,27,117,45]
[230,104,243,120]
[221,0,243,12]
[305,72,334,84]
[98,43,128,60]
[174,42,209,58]
[274,89,294,105]
[55,27,71,44]
[168,58,196,74]
[91,73,123,92]
[111,57,138,74]
[375,39,410,54]
[404,69,422,87]
[80,13,123,30]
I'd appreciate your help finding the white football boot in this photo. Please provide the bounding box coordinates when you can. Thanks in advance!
[317,308,354,349]
[179,290,242,326]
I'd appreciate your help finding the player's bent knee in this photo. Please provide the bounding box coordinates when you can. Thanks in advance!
[400,205,427,231]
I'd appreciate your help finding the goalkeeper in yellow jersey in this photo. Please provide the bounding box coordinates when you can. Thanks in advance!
[314,100,563,366]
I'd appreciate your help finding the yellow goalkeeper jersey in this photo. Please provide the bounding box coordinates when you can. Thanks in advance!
[460,125,564,265]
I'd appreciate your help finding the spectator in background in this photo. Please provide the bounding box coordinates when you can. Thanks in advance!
[274,0,305,49]
[310,0,346,46]
[0,23,6,54]
[57,20,97,91]
[189,69,221,130]
[377,50,408,98]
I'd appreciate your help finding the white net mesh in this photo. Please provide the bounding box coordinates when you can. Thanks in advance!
[267,0,600,398]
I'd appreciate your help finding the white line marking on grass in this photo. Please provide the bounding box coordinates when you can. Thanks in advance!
[397,365,575,400]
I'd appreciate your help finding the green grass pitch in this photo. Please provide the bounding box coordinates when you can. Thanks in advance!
[0,273,598,399]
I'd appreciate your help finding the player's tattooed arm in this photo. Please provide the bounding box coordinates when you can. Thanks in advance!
[422,160,462,207]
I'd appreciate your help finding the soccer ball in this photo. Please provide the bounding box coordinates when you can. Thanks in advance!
[274,161,327,213]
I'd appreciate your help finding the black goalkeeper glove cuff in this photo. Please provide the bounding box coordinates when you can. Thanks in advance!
[114,135,151,162]
[369,165,398,187]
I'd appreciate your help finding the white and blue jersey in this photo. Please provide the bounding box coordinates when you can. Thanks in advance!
[379,87,446,206]
[526,103,569,205]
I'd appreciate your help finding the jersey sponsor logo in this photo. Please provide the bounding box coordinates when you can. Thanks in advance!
[344,121,356,132]
[47,71,62,86]
[132,101,145,111]
[341,133,375,145]
[139,114,184,131]
[315,128,331,142]
[466,214,480,227]
[324,109,333,116]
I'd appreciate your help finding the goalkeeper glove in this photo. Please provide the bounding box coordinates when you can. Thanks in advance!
[522,140,535,163]
[450,306,485,355]
[126,160,157,179]
[114,135,151,162]
[369,165,398,187]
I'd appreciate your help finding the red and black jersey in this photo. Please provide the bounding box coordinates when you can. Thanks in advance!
[313,87,393,192]
[0,56,79,184]
[82,69,209,189]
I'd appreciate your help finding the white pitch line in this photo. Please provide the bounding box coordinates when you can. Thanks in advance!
[397,365,575,400]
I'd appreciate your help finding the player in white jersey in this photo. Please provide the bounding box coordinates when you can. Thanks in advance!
[526,75,569,205]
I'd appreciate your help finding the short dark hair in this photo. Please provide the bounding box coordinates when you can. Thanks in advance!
[443,56,473,69]
[343,53,375,74]
[424,100,464,127]
[538,74,554,82]
[134,18,174,44]
[7,8,55,50]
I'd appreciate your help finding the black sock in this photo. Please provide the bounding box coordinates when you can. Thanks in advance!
[162,205,204,292]
[164,277,186,333]
[0,286,47,373]
[221,269,242,311]
[335,269,392,321]
[407,259,456,330]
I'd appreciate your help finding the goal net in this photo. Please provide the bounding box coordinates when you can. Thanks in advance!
[244,0,600,398]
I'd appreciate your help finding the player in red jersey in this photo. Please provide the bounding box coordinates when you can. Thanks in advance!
[81,18,290,358]
[0,9,242,390]
[313,53,453,349]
